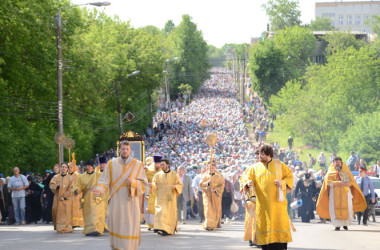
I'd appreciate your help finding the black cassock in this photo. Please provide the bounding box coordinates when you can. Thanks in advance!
[25,181,43,223]
[295,178,316,223]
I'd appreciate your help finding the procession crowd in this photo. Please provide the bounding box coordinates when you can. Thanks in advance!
[1,68,379,250]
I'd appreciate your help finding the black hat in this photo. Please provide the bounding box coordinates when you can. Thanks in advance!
[153,154,163,163]
[85,159,94,167]
[99,156,107,164]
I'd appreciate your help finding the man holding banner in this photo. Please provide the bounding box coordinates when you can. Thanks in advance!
[94,140,148,250]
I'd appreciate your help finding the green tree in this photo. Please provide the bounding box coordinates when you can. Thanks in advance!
[274,26,317,79]
[340,111,380,164]
[323,31,366,55]
[0,1,166,175]
[249,40,288,102]
[163,20,175,36]
[178,83,193,95]
[309,17,335,31]
[270,46,380,151]
[249,26,316,102]
[262,0,301,31]
[166,15,211,97]
[208,45,226,67]
[141,25,161,36]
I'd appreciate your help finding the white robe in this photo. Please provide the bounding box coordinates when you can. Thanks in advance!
[97,157,148,250]
[328,183,354,227]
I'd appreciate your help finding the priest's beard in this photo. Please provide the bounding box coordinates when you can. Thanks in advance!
[121,154,129,161]
[334,166,342,171]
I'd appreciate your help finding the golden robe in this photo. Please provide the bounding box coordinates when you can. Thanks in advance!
[199,171,225,230]
[69,172,83,228]
[316,163,366,223]
[145,165,162,228]
[152,171,183,235]
[240,167,256,243]
[246,160,293,246]
[50,174,73,233]
[96,169,109,231]
[97,157,148,250]
[75,171,106,235]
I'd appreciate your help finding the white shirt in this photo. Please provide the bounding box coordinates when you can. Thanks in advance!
[8,175,28,198]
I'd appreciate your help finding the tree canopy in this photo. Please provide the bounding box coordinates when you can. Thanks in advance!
[309,17,335,31]
[262,0,301,31]
[249,26,316,102]
[0,1,210,175]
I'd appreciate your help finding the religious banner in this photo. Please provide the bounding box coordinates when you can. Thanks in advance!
[117,130,145,164]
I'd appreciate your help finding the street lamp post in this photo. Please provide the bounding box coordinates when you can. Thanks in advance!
[164,57,178,126]
[56,2,110,165]
[116,70,140,135]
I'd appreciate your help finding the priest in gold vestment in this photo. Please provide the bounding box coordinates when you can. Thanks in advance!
[152,158,183,236]
[50,162,73,233]
[98,156,109,231]
[316,157,366,231]
[245,145,293,250]
[75,159,106,236]
[145,154,163,230]
[68,162,83,228]
[240,165,257,247]
[94,141,148,250]
[199,163,225,231]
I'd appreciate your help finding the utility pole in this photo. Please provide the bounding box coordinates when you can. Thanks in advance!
[56,10,64,165]
[241,47,248,105]
[164,71,173,125]
[116,83,123,135]
[232,55,235,81]
[149,93,153,131]
[241,58,246,105]
[164,57,177,126]
[55,2,111,165]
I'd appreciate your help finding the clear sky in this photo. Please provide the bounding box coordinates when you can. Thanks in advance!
[70,0,370,47]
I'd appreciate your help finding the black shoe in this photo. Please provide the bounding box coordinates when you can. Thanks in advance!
[335,227,340,231]
[157,230,168,236]
[249,240,254,246]
[343,226,348,230]
[85,231,100,236]
[363,223,368,226]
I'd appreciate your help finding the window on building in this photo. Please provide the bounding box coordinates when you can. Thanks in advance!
[331,21,335,26]
[323,13,335,17]
[364,16,369,24]
[339,16,344,25]
[356,16,361,25]
[347,16,352,25]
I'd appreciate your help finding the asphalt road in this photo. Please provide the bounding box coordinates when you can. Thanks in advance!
[0,216,379,250]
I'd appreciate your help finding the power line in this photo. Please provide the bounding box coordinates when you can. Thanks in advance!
[0,95,56,104]
[0,112,57,121]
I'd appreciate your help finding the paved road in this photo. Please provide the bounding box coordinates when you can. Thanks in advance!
[1,216,379,250]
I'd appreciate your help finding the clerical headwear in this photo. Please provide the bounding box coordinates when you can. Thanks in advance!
[359,166,367,172]
[153,154,163,163]
[99,156,107,164]
[85,159,94,167]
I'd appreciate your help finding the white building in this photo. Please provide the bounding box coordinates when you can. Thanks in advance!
[315,1,380,33]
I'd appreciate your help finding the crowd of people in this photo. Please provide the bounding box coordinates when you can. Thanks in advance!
[0,68,379,250]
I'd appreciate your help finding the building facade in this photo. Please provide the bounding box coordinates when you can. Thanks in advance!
[315,1,380,33]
